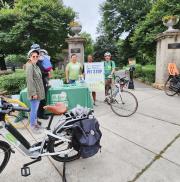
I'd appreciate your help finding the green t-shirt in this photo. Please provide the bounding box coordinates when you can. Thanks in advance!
[66,62,82,80]
[104,60,116,79]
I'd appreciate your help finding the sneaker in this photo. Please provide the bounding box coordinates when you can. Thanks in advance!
[93,102,97,106]
[31,124,43,134]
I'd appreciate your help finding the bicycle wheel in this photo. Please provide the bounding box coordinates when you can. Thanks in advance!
[164,78,177,96]
[48,128,80,162]
[5,99,29,129]
[110,90,138,117]
[0,141,11,173]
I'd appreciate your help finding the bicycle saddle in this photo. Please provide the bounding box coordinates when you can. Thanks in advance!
[43,102,67,115]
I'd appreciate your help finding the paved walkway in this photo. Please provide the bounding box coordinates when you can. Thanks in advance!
[1,80,180,182]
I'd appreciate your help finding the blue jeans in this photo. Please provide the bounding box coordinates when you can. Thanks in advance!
[29,99,40,127]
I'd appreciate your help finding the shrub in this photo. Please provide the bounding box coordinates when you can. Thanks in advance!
[134,64,143,78]
[134,64,155,84]
[5,54,27,68]
[0,70,26,94]
[0,69,66,94]
[52,68,65,81]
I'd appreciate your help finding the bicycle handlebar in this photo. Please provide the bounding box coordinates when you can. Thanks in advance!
[0,103,30,114]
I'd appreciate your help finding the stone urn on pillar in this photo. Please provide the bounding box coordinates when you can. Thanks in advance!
[162,15,179,32]
[66,21,86,64]
[69,21,82,37]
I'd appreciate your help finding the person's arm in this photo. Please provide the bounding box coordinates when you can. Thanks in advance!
[65,64,69,83]
[111,61,116,75]
[26,64,37,99]
[79,63,83,75]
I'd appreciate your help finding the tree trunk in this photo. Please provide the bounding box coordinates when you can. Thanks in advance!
[0,54,7,70]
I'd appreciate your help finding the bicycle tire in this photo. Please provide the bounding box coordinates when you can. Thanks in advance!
[4,98,29,129]
[48,129,80,162]
[0,141,11,174]
[110,90,138,117]
[164,78,177,96]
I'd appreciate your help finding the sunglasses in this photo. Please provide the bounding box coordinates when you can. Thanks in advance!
[31,55,39,59]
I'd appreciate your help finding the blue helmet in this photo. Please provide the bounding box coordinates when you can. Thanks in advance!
[31,43,40,50]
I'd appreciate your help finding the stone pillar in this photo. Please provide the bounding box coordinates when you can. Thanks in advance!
[154,32,180,89]
[65,37,86,65]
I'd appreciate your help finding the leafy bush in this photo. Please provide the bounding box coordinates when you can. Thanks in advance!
[134,64,155,84]
[52,68,65,81]
[0,68,66,94]
[5,54,27,65]
[134,64,143,78]
[0,70,26,94]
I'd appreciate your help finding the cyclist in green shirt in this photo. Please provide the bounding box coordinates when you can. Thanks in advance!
[104,52,116,97]
[65,54,83,84]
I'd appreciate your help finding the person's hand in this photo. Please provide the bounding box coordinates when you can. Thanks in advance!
[107,74,112,79]
[32,95,38,99]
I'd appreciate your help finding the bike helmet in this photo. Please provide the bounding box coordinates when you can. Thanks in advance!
[104,52,111,57]
[31,43,40,50]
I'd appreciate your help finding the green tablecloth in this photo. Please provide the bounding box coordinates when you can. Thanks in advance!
[19,85,93,110]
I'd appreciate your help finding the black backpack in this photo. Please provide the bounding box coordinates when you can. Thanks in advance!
[72,118,102,158]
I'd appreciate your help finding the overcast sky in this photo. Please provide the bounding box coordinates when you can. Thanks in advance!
[63,0,105,40]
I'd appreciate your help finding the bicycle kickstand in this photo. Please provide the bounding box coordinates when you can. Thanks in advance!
[63,155,68,182]
[21,157,41,177]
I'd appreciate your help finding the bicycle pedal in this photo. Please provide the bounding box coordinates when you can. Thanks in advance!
[21,166,31,177]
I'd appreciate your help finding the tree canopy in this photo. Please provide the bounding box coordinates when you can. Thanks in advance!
[100,0,154,40]
[80,32,94,61]
[131,0,180,63]
[0,0,75,57]
[96,0,180,66]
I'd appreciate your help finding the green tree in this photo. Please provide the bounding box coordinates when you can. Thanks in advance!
[94,34,119,64]
[0,0,75,70]
[80,32,94,61]
[131,0,180,64]
[101,0,155,40]
[0,0,14,9]
[96,0,155,66]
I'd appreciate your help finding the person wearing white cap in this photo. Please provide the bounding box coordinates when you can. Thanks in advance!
[30,44,50,120]
[26,49,45,133]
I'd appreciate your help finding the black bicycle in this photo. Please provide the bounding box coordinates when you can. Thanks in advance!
[164,75,180,96]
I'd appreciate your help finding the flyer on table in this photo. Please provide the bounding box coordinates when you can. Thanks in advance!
[84,62,105,92]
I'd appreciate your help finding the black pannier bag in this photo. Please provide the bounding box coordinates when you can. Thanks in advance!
[72,118,102,158]
[170,76,180,91]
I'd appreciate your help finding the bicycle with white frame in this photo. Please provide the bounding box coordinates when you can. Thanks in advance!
[106,75,138,117]
[0,97,93,176]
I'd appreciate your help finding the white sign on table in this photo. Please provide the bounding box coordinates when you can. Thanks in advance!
[84,62,105,92]
[49,79,63,88]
